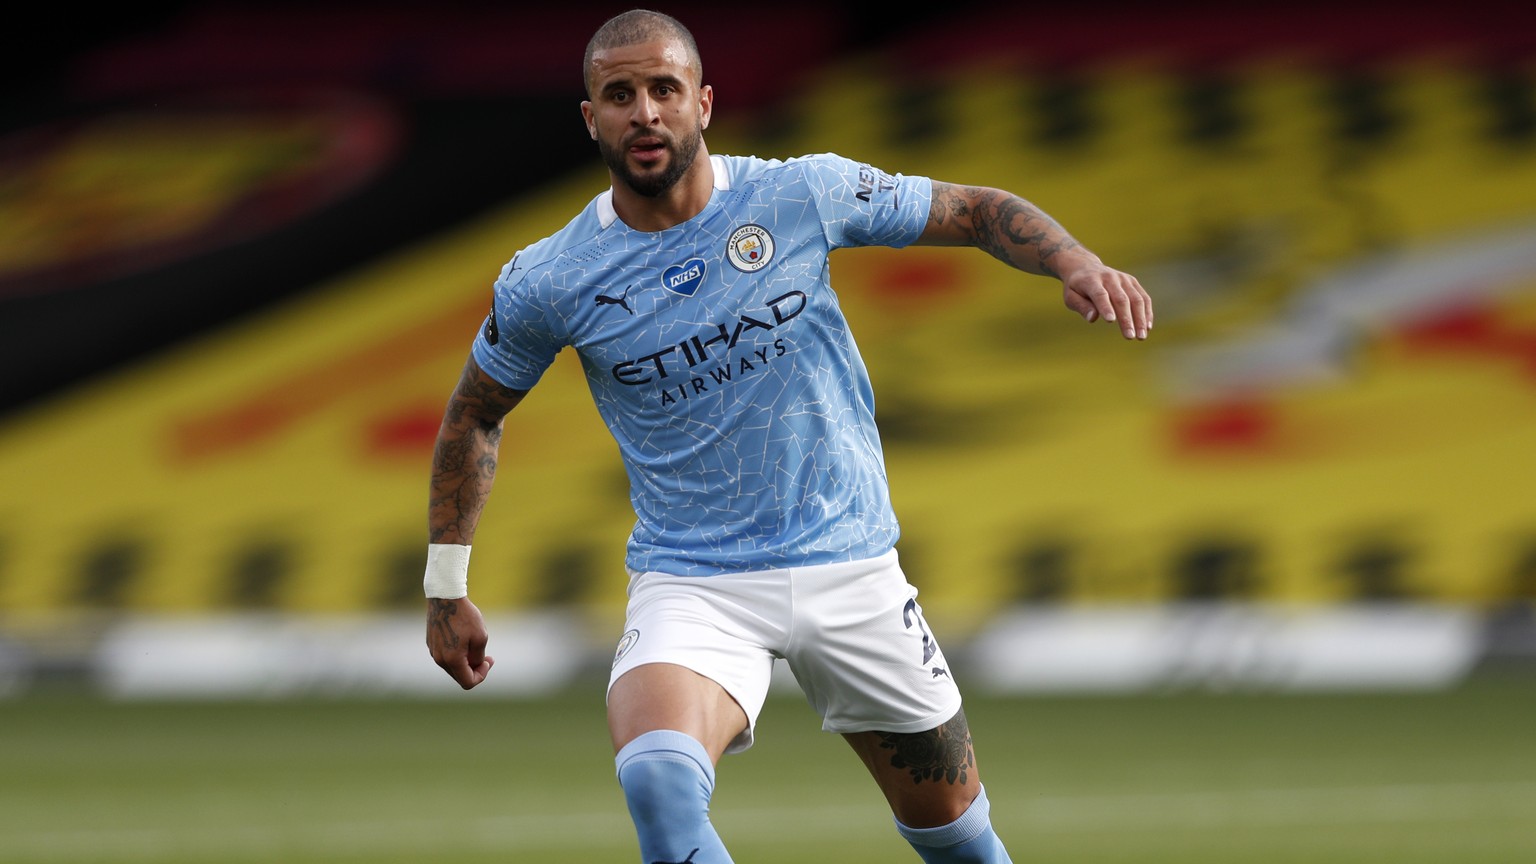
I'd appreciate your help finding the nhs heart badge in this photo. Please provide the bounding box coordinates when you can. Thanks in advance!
[661,257,706,296]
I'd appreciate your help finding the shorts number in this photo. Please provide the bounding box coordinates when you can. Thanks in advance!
[902,598,937,664]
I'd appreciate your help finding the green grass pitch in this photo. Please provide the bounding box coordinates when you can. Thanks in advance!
[3,670,1533,863]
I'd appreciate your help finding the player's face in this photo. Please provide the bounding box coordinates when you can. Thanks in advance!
[582,38,712,198]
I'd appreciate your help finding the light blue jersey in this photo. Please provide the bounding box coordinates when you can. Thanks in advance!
[472,153,932,576]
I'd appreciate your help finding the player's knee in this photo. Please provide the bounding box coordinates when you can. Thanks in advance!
[618,754,709,823]
[896,785,1011,863]
[616,730,715,826]
[892,783,980,828]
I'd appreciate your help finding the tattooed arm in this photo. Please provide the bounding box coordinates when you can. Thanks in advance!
[425,355,529,689]
[918,180,1153,341]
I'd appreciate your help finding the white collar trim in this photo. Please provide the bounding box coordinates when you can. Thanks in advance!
[596,155,730,229]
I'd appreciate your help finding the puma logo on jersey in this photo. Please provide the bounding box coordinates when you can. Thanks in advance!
[596,285,635,315]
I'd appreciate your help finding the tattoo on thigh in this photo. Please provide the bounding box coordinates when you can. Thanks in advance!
[876,710,975,785]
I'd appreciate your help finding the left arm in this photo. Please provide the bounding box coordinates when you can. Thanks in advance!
[918,180,1152,340]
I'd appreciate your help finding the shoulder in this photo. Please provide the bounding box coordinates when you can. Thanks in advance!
[713,152,867,198]
[714,151,853,178]
[712,153,781,188]
[495,197,609,290]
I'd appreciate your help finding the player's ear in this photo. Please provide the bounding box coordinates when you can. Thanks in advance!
[698,84,713,130]
[580,101,597,140]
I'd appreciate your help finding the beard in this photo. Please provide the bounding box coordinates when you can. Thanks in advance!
[597,124,704,198]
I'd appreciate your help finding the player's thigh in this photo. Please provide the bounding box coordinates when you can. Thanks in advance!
[609,569,783,756]
[608,661,749,761]
[841,707,984,828]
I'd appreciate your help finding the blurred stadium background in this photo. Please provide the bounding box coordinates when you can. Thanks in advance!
[2,2,1534,861]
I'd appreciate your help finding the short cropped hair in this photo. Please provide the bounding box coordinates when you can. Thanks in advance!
[583,8,703,97]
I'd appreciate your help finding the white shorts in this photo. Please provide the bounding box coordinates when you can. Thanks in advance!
[606,549,962,754]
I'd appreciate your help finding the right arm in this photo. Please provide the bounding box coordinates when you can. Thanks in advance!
[919,180,1152,340]
[425,355,528,689]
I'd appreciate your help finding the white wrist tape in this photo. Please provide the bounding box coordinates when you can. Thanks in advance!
[423,544,471,599]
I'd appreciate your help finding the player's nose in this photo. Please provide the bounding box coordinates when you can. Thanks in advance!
[629,92,662,125]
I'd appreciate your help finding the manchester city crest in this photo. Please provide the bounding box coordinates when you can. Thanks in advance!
[726,223,774,273]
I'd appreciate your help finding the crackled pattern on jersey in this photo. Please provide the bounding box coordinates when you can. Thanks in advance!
[473,154,931,576]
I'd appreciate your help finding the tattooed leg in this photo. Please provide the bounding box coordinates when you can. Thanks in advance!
[875,709,977,786]
[842,709,980,826]
[843,710,1013,862]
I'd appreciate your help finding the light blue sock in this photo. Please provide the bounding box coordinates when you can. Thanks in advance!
[895,784,1013,864]
[615,730,733,864]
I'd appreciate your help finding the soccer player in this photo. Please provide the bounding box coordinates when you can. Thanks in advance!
[423,8,1152,863]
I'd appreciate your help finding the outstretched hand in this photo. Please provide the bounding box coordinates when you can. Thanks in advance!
[1062,263,1153,340]
[426,597,495,689]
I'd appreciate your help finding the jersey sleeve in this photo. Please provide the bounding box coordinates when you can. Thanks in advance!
[795,153,932,251]
[469,256,565,391]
